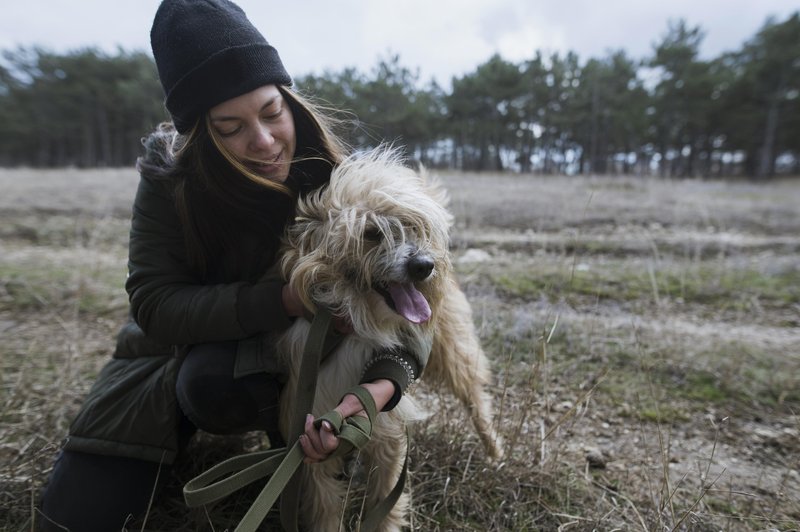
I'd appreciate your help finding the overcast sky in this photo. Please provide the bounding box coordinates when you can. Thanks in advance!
[2,1,797,86]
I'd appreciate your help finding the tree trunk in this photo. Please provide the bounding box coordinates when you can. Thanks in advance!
[589,82,599,174]
[756,94,780,179]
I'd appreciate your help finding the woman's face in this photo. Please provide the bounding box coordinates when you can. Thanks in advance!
[209,84,296,183]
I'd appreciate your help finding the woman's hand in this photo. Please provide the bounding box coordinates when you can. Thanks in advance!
[281,283,353,334]
[298,379,396,464]
[281,284,305,318]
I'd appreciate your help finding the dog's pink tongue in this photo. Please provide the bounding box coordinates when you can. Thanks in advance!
[387,282,431,323]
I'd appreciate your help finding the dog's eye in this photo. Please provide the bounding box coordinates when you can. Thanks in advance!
[344,267,358,281]
[364,228,383,242]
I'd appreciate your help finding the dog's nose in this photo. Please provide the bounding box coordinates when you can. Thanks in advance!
[407,254,434,281]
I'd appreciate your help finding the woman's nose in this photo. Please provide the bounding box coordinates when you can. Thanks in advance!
[249,124,275,150]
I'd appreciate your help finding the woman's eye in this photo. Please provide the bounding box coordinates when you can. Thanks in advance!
[217,127,241,137]
[262,107,282,120]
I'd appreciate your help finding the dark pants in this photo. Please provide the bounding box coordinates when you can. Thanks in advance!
[39,341,283,532]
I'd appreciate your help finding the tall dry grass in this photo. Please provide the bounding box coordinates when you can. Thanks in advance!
[1,168,799,530]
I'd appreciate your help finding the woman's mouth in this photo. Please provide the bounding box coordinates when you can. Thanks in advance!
[246,151,284,178]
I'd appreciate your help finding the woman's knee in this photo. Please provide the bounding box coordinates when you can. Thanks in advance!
[176,341,281,434]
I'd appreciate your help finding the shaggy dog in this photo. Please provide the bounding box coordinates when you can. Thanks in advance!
[277,148,502,531]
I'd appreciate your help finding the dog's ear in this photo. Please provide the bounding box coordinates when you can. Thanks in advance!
[425,177,451,213]
[280,215,328,310]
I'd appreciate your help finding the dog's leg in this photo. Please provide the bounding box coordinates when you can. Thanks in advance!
[300,458,349,532]
[362,416,410,532]
[427,282,504,459]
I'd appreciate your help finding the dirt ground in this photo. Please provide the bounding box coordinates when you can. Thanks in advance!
[1,167,798,531]
[443,172,800,531]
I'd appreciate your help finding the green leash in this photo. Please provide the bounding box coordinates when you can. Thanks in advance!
[184,308,333,531]
[182,308,409,531]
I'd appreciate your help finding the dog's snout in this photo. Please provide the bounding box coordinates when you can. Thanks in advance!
[407,254,434,281]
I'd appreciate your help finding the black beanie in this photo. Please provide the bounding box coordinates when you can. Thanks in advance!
[150,0,292,133]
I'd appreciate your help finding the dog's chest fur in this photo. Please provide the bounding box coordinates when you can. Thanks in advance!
[283,321,372,414]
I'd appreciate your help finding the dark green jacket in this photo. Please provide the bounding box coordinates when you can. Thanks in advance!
[64,128,423,464]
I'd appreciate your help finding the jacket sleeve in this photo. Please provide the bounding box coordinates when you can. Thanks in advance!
[360,331,432,411]
[125,172,291,345]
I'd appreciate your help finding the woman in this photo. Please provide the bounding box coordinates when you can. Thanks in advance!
[38,1,426,530]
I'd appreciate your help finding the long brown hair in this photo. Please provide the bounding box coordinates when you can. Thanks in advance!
[171,86,348,280]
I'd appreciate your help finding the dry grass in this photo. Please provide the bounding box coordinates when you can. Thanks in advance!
[1,168,799,531]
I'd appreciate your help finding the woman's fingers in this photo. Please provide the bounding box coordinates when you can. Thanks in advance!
[300,414,339,463]
[301,415,324,461]
[318,420,338,451]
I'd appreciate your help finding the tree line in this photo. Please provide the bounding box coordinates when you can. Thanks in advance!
[1,13,797,178]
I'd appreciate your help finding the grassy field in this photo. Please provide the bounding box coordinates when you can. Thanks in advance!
[1,168,798,531]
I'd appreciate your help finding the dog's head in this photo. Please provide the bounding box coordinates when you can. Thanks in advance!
[281,147,453,345]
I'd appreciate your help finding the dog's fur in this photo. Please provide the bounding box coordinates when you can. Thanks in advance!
[276,148,502,531]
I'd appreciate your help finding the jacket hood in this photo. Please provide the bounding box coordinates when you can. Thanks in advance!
[137,122,180,177]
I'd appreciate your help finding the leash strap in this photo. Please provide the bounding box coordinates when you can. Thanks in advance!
[235,443,305,532]
[183,446,296,507]
[313,385,377,459]
[183,442,306,531]
[183,308,409,532]
[280,306,333,532]
[183,308,333,531]
[360,428,410,532]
